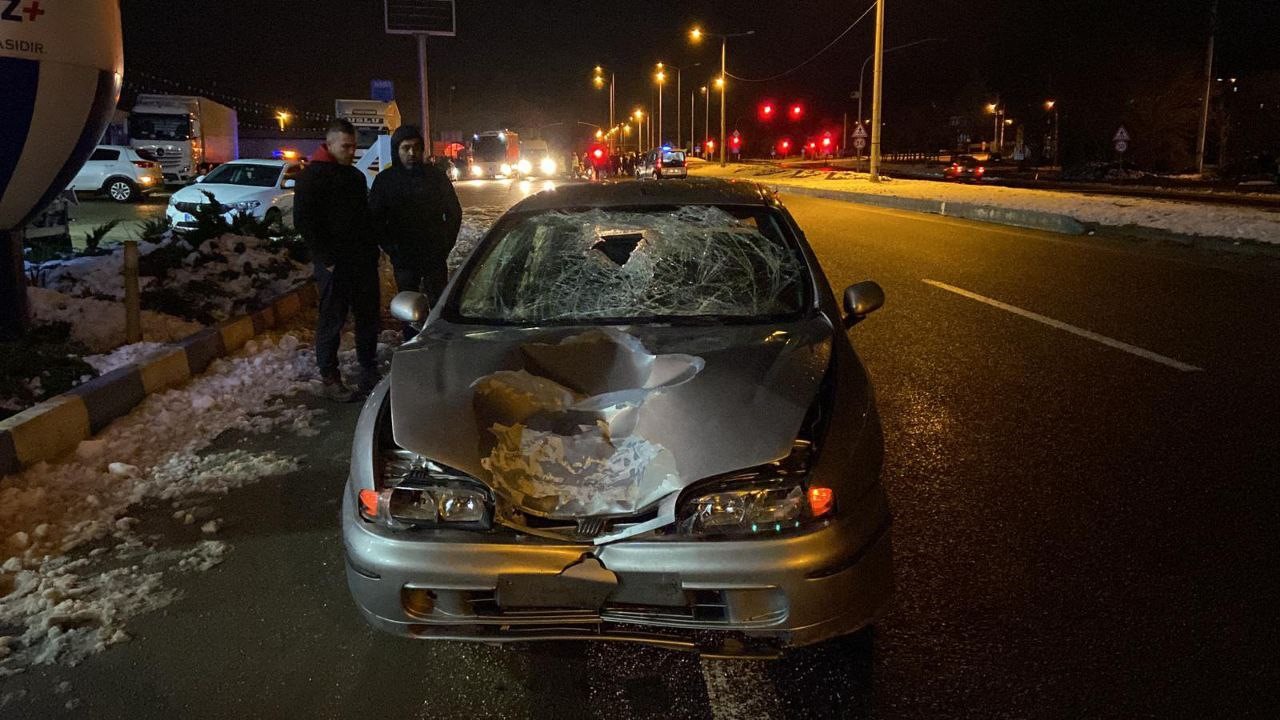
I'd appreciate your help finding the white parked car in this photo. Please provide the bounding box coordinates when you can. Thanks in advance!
[166,159,301,232]
[67,145,164,203]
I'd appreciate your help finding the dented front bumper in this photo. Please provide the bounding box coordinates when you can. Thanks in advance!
[341,484,892,657]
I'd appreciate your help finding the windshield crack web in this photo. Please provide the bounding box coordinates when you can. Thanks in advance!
[459,205,803,322]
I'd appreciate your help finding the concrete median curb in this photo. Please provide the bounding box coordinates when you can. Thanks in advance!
[0,282,317,476]
[767,184,1089,235]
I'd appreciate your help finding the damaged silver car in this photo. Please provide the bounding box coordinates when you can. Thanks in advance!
[342,178,892,658]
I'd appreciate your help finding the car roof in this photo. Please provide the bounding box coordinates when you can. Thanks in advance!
[507,178,776,213]
[219,159,291,167]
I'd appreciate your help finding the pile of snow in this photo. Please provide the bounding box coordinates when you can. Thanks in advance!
[33,232,310,324]
[691,164,1280,244]
[27,287,200,354]
[0,328,373,675]
[83,342,173,376]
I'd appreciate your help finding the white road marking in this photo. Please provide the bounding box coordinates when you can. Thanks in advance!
[922,279,1204,372]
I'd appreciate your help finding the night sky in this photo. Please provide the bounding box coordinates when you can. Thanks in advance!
[121,0,1278,153]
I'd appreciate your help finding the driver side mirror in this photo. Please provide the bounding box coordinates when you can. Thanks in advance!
[390,291,431,328]
[282,178,296,189]
[842,281,884,328]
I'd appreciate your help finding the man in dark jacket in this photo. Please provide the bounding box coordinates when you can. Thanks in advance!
[369,125,462,341]
[294,119,381,399]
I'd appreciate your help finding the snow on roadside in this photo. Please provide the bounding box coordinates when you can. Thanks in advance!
[0,331,334,676]
[27,287,201,354]
[448,205,508,273]
[690,163,1280,244]
[83,342,172,376]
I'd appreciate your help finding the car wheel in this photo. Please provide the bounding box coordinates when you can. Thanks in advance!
[105,178,137,203]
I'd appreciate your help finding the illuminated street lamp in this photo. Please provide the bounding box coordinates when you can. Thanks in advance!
[592,66,616,151]
[654,65,666,147]
[986,101,1006,153]
[691,25,756,166]
[633,108,645,152]
[275,110,291,132]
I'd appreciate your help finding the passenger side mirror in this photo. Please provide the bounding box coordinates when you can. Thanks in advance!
[390,291,431,327]
[282,179,296,189]
[842,281,884,328]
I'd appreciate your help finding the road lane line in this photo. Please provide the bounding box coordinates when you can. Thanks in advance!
[922,279,1204,372]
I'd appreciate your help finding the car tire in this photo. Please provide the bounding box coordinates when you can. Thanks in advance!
[105,178,137,203]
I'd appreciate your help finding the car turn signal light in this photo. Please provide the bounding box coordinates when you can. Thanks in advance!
[808,487,835,517]
[359,489,379,520]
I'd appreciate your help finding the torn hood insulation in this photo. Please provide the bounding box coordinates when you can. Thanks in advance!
[391,320,832,519]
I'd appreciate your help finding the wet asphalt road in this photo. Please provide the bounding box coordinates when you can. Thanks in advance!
[5,179,1279,718]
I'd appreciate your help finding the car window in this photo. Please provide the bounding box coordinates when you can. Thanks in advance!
[661,150,686,166]
[454,205,809,325]
[201,163,282,187]
[90,149,120,162]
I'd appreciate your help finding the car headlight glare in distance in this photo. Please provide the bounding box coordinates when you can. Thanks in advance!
[539,157,557,176]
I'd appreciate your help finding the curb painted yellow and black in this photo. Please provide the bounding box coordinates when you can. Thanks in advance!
[0,282,318,476]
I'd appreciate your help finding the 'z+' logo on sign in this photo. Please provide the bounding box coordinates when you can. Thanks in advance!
[1,1,45,22]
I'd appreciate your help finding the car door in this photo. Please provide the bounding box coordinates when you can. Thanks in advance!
[277,163,301,222]
[72,147,117,190]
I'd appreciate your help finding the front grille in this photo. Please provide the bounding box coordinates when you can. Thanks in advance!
[174,201,224,214]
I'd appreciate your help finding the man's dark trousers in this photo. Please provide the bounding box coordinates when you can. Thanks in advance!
[314,261,380,377]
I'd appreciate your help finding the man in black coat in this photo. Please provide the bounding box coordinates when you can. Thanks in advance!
[369,125,462,341]
[294,119,381,399]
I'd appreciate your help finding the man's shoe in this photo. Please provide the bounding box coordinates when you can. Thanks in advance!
[317,374,356,402]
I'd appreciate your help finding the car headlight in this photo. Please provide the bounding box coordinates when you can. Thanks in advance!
[229,200,261,211]
[516,159,532,174]
[539,157,557,176]
[676,440,834,537]
[470,165,484,177]
[500,163,513,175]
[449,166,460,180]
[358,449,492,529]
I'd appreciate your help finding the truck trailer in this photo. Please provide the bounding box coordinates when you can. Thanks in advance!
[128,94,238,184]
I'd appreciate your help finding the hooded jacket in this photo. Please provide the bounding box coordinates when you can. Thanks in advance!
[369,126,463,271]
[294,143,378,268]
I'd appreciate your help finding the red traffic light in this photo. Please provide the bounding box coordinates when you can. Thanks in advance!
[730,133,742,148]
[777,138,792,154]
[759,101,775,121]
[592,148,604,159]
[790,103,803,120]
[821,136,831,147]
[705,138,716,150]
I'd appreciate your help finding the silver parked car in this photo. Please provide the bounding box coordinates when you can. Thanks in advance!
[343,178,892,658]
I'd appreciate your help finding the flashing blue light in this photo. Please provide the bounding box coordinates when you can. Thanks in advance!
[271,149,283,159]
[662,145,672,151]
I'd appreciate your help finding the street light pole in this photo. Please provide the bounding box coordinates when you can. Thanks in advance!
[1195,0,1218,174]
[719,37,727,166]
[868,0,886,181]
[701,86,709,155]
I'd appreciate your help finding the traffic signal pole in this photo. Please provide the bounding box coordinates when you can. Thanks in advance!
[869,0,885,181]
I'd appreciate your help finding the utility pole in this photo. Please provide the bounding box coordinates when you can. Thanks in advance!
[417,35,431,147]
[869,0,886,181]
[720,38,727,166]
[1195,0,1218,175]
[676,67,681,151]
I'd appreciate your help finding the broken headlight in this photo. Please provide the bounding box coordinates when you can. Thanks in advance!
[358,450,493,529]
[676,440,834,538]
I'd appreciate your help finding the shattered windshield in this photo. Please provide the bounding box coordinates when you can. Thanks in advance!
[454,205,809,324]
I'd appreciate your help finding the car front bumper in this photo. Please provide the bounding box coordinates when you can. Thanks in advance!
[342,486,892,657]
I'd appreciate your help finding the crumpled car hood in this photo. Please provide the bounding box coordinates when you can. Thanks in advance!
[390,317,832,519]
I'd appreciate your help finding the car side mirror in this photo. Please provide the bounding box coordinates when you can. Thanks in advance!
[842,281,884,328]
[194,175,205,183]
[390,291,431,327]
[282,179,296,189]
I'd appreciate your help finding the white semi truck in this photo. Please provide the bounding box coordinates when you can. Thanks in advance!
[128,94,238,184]
[334,99,402,161]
